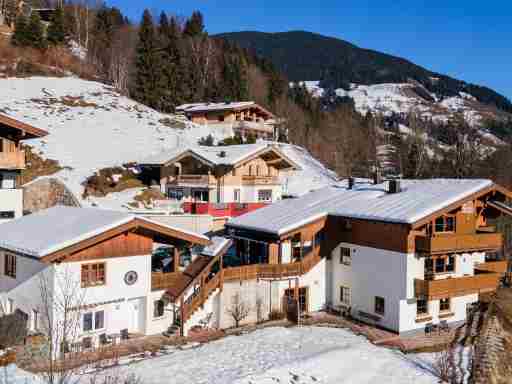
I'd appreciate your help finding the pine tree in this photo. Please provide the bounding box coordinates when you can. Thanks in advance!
[11,13,28,46]
[4,0,17,27]
[47,7,66,45]
[183,10,204,37]
[26,11,46,49]
[131,9,162,109]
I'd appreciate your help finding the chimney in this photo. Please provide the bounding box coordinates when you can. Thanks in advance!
[387,179,401,194]
[348,177,355,190]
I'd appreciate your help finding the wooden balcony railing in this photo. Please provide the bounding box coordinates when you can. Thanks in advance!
[223,246,322,282]
[0,151,25,169]
[151,272,183,291]
[415,233,503,254]
[182,272,221,322]
[173,174,213,185]
[475,260,509,274]
[241,175,280,185]
[414,272,501,300]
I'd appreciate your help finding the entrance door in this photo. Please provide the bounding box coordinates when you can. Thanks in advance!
[128,298,145,334]
[283,287,309,313]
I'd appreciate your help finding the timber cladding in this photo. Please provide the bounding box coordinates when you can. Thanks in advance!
[325,216,411,254]
[63,231,153,262]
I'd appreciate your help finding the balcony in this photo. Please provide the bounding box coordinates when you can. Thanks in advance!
[415,233,502,254]
[241,175,280,185]
[0,151,25,170]
[414,273,501,300]
[172,174,213,186]
[475,260,508,274]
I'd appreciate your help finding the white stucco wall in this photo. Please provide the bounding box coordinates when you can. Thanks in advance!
[0,188,23,222]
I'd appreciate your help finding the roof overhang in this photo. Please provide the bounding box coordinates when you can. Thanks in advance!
[40,217,210,263]
[0,114,49,140]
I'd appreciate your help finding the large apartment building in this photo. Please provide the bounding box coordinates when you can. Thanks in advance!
[140,144,299,217]
[0,114,48,222]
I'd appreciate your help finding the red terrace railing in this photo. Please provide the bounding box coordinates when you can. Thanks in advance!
[182,202,269,217]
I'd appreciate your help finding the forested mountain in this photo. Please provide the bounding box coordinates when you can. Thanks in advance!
[215,31,512,114]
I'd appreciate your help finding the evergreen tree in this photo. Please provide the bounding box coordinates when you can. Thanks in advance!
[26,11,46,49]
[11,13,29,46]
[47,7,66,45]
[4,0,17,27]
[183,10,204,37]
[131,9,162,109]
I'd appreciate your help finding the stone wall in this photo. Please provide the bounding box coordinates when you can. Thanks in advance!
[22,177,81,214]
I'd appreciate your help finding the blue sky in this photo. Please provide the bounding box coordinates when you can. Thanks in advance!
[108,0,512,99]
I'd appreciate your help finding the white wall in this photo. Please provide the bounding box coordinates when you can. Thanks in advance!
[0,188,23,222]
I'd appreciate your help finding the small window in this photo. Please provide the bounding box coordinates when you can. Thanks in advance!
[440,298,451,312]
[32,309,39,331]
[234,189,241,202]
[4,253,16,278]
[375,296,385,315]
[83,313,93,331]
[435,258,445,273]
[81,263,106,288]
[258,189,272,202]
[446,255,455,272]
[179,248,192,267]
[168,188,184,201]
[83,310,104,331]
[7,298,14,314]
[153,300,165,318]
[340,286,351,306]
[416,299,428,316]
[0,211,15,219]
[314,229,325,247]
[445,217,455,232]
[339,247,351,265]
[256,166,260,176]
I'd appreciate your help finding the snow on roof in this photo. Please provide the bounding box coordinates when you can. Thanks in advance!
[142,143,275,167]
[176,101,256,113]
[0,206,208,258]
[228,179,494,235]
[200,236,231,257]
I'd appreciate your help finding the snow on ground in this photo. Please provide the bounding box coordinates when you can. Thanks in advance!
[0,77,233,203]
[82,327,438,384]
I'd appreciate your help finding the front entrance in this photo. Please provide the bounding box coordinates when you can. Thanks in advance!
[283,287,309,313]
[128,297,145,334]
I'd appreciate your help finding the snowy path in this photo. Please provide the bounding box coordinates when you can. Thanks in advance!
[89,327,438,384]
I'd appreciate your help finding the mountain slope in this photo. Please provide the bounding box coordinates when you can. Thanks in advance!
[215,31,512,114]
[0,76,337,209]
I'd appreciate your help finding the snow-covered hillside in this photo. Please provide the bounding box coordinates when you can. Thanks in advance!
[298,81,506,127]
[0,76,337,208]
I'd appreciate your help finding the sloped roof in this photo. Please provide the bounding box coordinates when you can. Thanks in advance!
[0,113,49,139]
[176,101,274,118]
[227,179,495,235]
[141,143,300,169]
[0,206,209,259]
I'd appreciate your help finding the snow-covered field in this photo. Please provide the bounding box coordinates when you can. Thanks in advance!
[88,327,438,384]
[0,77,337,209]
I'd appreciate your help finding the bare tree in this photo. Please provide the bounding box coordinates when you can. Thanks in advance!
[432,347,459,384]
[37,266,87,384]
[225,292,251,328]
[255,295,264,324]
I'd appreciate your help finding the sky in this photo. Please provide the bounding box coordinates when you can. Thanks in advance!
[108,0,512,100]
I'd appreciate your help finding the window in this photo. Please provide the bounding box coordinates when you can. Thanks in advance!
[4,253,16,278]
[375,296,385,315]
[0,211,15,219]
[234,189,240,202]
[248,165,253,176]
[168,188,184,201]
[440,298,451,312]
[193,190,208,202]
[7,298,13,314]
[32,310,39,331]
[426,255,456,276]
[416,299,428,316]
[153,300,165,318]
[81,263,106,288]
[446,255,455,272]
[434,216,456,232]
[218,115,225,122]
[340,286,351,306]
[258,189,272,202]
[435,257,445,273]
[83,310,105,331]
[179,248,192,267]
[339,247,351,265]
[314,229,325,247]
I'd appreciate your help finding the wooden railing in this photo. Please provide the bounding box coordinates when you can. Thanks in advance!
[241,175,280,185]
[475,260,509,274]
[173,174,213,185]
[151,272,183,291]
[415,272,501,300]
[223,246,322,282]
[0,151,25,169]
[182,272,221,322]
[415,233,502,254]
